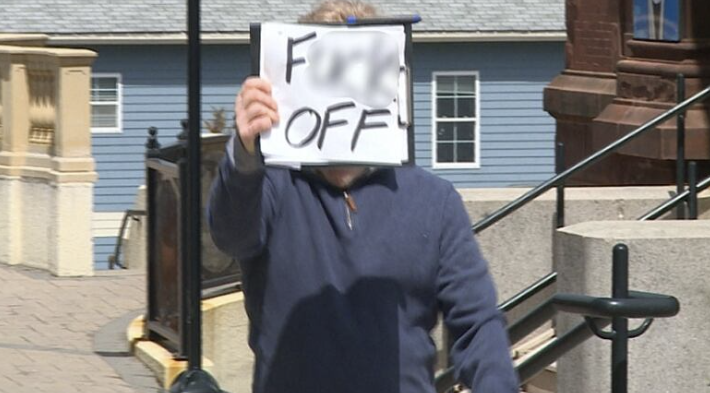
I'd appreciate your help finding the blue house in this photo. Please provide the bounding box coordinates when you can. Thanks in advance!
[2,0,565,268]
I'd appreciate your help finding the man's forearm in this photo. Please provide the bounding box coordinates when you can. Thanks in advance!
[206,134,269,260]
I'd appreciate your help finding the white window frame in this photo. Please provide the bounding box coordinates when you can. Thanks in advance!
[90,73,123,134]
[431,71,481,169]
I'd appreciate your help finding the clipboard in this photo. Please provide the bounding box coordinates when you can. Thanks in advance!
[249,17,418,167]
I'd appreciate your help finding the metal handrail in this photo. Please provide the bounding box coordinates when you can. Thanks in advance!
[472,85,710,233]
[507,297,556,345]
[515,320,602,384]
[499,272,557,313]
[439,82,710,389]
[108,209,146,269]
[638,173,710,220]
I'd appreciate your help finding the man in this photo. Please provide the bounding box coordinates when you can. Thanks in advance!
[207,1,518,392]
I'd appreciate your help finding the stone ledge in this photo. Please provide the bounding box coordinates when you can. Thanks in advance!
[558,219,710,240]
[0,164,97,183]
[0,33,49,47]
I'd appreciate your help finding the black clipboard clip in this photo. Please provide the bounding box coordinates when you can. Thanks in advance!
[345,15,422,26]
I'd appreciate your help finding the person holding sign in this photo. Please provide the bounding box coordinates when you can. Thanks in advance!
[207,1,518,393]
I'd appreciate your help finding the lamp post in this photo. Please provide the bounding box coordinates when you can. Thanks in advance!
[169,0,223,391]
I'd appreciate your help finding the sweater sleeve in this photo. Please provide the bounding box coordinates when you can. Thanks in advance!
[206,134,279,260]
[436,187,519,392]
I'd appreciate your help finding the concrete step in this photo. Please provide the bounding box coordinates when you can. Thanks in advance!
[512,328,557,393]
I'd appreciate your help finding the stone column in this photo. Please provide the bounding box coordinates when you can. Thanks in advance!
[50,50,97,276]
[543,0,622,184]
[591,0,710,184]
[0,47,30,266]
[545,0,710,185]
[0,39,97,276]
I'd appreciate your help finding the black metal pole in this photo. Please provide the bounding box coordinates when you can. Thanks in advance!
[676,74,686,219]
[556,142,565,228]
[611,244,629,393]
[688,161,698,219]
[187,0,202,370]
[179,158,190,360]
[145,127,160,344]
[186,0,203,371]
[169,1,223,392]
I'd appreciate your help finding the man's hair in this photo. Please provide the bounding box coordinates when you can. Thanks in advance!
[299,1,377,23]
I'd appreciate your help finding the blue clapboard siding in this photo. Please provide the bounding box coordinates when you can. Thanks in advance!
[413,42,564,187]
[94,236,115,270]
[89,45,252,266]
[87,41,563,267]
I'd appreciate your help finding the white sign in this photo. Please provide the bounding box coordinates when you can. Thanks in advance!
[258,22,409,167]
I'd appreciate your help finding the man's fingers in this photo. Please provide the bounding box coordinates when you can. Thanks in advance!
[242,88,279,113]
[244,103,279,125]
[246,116,274,137]
[234,77,278,146]
[242,77,272,95]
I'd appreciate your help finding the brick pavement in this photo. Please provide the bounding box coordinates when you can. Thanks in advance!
[0,264,161,393]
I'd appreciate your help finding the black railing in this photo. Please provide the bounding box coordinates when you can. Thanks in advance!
[553,244,679,393]
[675,74,687,219]
[145,127,242,356]
[108,209,146,269]
[498,271,557,314]
[436,245,680,392]
[638,170,710,221]
[437,78,706,393]
[472,80,710,234]
[146,147,184,355]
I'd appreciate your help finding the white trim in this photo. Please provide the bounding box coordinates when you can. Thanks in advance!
[431,71,481,170]
[46,31,566,45]
[414,31,566,43]
[90,73,123,134]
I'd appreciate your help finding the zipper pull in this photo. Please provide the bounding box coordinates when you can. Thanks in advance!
[343,191,358,212]
[344,191,357,230]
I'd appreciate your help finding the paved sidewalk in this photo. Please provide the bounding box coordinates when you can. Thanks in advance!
[0,264,161,393]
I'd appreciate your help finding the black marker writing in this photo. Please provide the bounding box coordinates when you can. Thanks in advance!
[351,109,391,151]
[285,107,322,147]
[317,102,356,149]
[286,32,317,84]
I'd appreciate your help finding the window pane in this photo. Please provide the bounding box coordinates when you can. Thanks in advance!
[456,97,476,118]
[436,122,454,141]
[457,76,475,95]
[437,76,455,95]
[455,122,475,141]
[92,77,117,90]
[455,142,475,163]
[92,90,118,102]
[437,143,454,163]
[437,98,455,118]
[92,105,117,128]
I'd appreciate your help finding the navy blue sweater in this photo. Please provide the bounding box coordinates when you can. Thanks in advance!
[207,138,518,393]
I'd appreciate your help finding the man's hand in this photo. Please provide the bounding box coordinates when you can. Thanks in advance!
[235,77,280,154]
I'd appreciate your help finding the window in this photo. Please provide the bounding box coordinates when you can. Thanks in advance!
[432,72,479,168]
[91,74,122,133]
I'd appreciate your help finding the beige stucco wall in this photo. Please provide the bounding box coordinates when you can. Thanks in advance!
[0,176,22,265]
[0,177,93,276]
[202,293,253,393]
